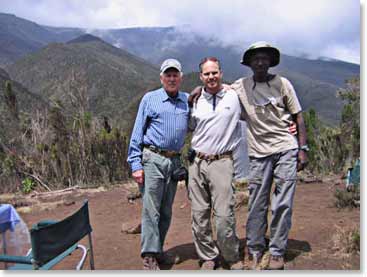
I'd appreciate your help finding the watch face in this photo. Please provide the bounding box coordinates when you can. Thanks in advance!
[300,145,309,151]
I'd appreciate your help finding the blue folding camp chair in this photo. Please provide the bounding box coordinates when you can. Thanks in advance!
[0,200,95,270]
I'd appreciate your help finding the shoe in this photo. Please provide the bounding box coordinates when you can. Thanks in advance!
[228,260,244,270]
[142,255,160,270]
[249,252,263,270]
[201,260,216,270]
[156,252,181,265]
[268,255,284,270]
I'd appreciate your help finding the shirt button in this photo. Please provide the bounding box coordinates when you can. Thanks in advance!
[175,140,178,143]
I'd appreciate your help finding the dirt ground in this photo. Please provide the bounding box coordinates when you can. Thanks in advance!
[3,177,360,271]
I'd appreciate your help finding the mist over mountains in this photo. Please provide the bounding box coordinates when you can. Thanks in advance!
[0,12,360,126]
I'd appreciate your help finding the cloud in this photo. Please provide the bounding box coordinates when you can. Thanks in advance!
[2,0,361,63]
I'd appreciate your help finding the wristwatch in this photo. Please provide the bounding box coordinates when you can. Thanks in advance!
[299,145,310,152]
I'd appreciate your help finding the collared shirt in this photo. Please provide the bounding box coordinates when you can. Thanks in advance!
[231,75,302,158]
[127,88,189,172]
[190,88,242,155]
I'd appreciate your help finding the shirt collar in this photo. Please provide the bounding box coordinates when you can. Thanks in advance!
[202,87,226,100]
[161,88,185,103]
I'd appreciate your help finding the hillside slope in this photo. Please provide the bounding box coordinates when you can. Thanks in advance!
[6,35,161,131]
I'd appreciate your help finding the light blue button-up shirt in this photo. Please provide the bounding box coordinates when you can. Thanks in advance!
[127,88,189,172]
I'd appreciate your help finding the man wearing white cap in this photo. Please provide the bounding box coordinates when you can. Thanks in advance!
[127,59,189,270]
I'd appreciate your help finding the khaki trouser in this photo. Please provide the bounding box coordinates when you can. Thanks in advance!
[188,156,240,262]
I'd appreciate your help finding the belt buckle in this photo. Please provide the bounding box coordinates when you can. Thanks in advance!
[198,152,206,160]
[169,150,179,157]
[199,152,210,161]
[165,151,173,158]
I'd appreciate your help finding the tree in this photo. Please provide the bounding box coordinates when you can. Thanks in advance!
[4,80,19,120]
[303,77,360,174]
[338,77,360,164]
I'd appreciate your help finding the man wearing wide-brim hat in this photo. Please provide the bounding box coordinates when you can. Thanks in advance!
[231,41,308,270]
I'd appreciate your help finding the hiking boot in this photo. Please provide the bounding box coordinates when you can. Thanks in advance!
[156,252,181,265]
[142,255,160,270]
[201,260,216,270]
[268,255,284,270]
[228,260,245,270]
[249,252,263,270]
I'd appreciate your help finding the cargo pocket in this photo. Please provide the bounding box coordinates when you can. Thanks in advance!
[248,158,264,185]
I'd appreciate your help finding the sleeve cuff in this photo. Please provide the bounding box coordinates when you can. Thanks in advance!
[131,162,143,172]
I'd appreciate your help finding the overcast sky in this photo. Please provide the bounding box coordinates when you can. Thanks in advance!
[2,0,361,64]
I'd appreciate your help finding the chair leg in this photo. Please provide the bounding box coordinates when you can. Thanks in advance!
[2,233,7,269]
[76,245,88,270]
[88,233,95,270]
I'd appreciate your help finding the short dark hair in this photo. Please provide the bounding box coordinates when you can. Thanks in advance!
[199,57,221,72]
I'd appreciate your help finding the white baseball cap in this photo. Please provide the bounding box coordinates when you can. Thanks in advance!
[160,58,182,74]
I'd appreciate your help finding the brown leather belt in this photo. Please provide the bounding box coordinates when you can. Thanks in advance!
[144,145,180,158]
[196,151,232,161]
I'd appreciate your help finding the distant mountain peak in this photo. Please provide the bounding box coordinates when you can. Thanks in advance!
[67,34,104,44]
[0,12,16,17]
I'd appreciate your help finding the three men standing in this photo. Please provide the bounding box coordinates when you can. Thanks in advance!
[127,41,308,270]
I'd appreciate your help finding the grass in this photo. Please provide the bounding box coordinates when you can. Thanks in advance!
[332,225,360,255]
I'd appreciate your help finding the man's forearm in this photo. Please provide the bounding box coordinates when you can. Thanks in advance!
[188,86,202,107]
[295,113,307,146]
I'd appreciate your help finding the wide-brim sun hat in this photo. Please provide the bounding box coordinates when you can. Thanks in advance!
[241,41,280,67]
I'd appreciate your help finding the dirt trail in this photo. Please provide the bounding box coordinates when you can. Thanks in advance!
[6,178,360,270]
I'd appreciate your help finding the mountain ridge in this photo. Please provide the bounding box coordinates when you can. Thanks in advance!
[0,13,360,125]
[5,36,161,131]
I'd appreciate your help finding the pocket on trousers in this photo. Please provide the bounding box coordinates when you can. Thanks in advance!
[275,150,298,181]
[142,149,152,165]
[248,158,263,185]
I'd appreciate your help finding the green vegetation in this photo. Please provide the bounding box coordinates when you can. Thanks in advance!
[303,77,360,174]
[21,177,35,194]
[350,229,360,253]
[302,77,360,210]
[0,73,130,193]
[0,47,360,195]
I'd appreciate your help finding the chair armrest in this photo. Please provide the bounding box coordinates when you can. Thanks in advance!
[0,255,32,264]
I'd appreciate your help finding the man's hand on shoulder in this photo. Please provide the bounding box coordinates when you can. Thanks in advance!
[222,83,231,91]
[188,86,202,107]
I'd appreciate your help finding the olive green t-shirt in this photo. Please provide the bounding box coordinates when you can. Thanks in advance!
[231,75,302,158]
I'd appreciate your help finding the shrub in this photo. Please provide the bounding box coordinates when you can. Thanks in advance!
[21,177,35,194]
[334,187,360,209]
